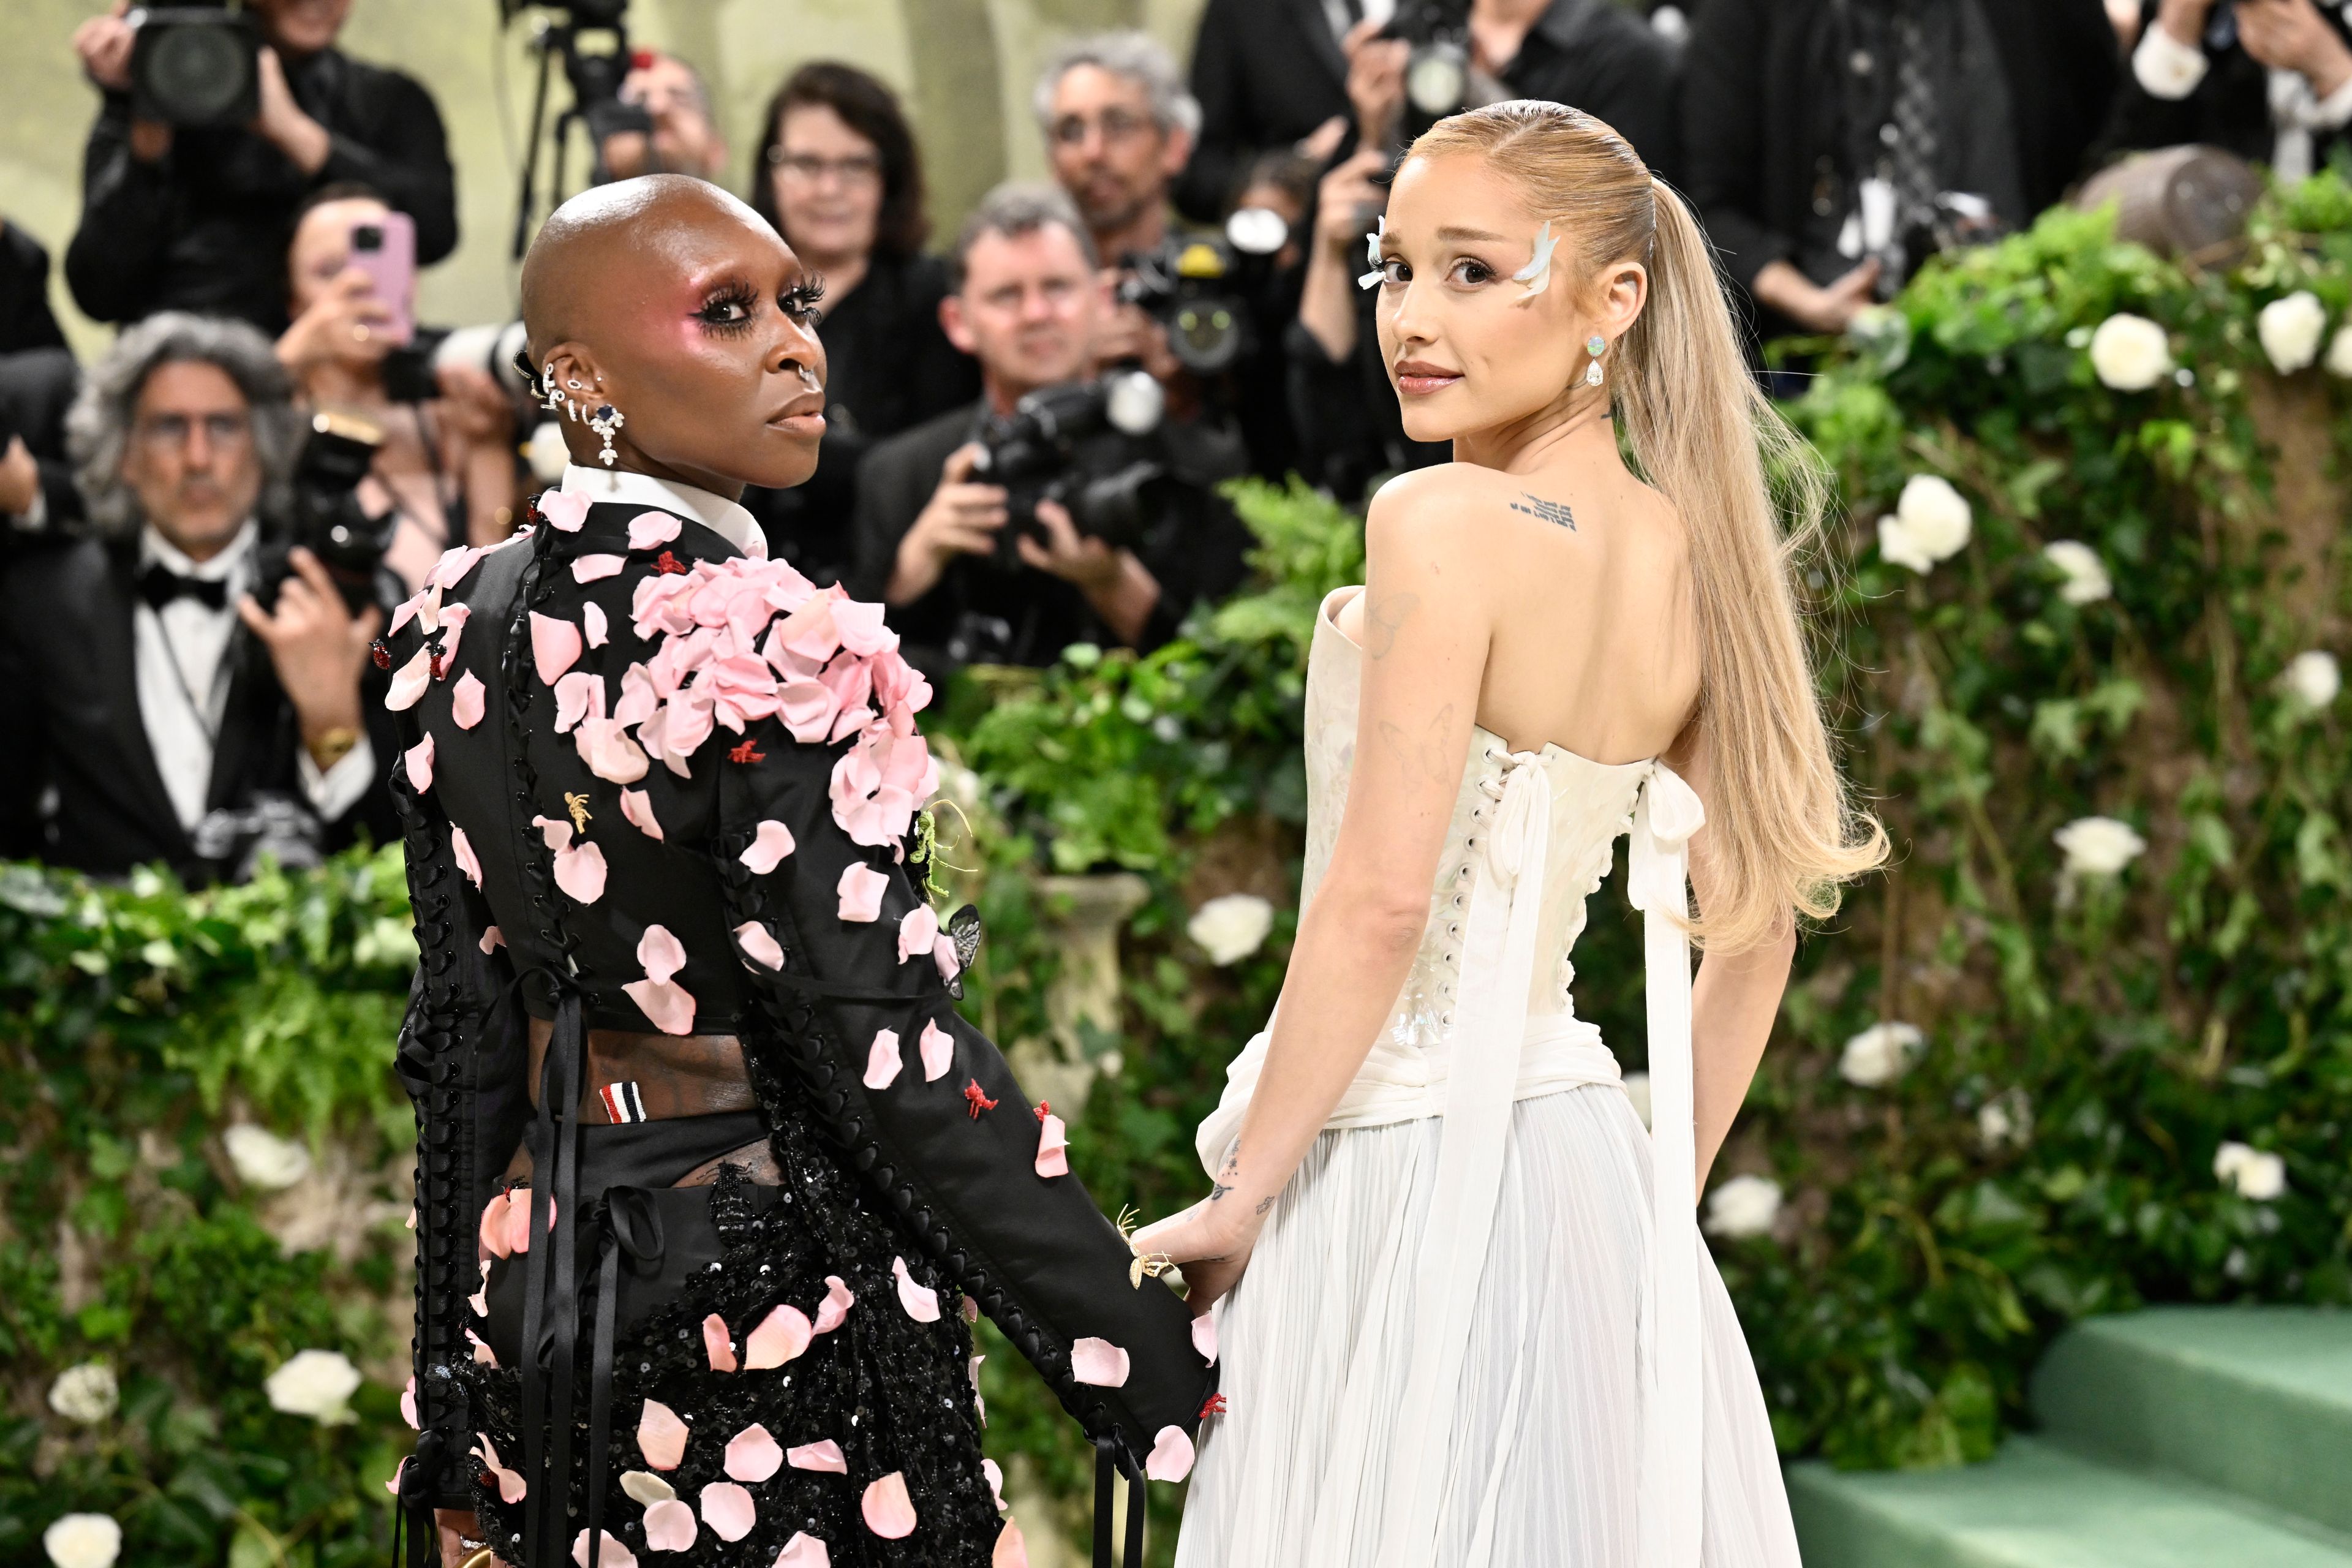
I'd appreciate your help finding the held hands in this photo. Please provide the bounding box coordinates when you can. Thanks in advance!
[1754,257,1881,334]
[278,267,396,374]
[1343,17,1409,150]
[236,546,380,768]
[1129,1134,1278,1316]
[1016,499,1124,589]
[888,443,1006,605]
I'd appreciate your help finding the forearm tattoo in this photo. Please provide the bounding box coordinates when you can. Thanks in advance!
[1209,1134,1240,1202]
[1509,492,1577,530]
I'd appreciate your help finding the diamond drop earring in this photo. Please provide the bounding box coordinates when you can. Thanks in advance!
[1584,334,1607,387]
[587,403,625,467]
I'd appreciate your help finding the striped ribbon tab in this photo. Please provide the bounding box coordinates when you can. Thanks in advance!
[598,1080,647,1124]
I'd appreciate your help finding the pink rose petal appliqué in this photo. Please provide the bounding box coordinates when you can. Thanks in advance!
[992,1518,1028,1568]
[628,510,683,550]
[624,978,696,1036]
[450,826,483,888]
[1069,1337,1129,1388]
[775,1532,831,1567]
[733,920,785,971]
[469,1328,499,1366]
[401,1374,419,1430]
[700,1482,757,1543]
[1145,1424,1196,1482]
[638,924,687,983]
[571,1531,636,1568]
[786,1439,846,1474]
[386,644,433,710]
[554,840,608,905]
[479,925,503,954]
[1035,1113,1068,1178]
[897,904,939,964]
[403,733,435,792]
[741,820,795,874]
[837,863,887,922]
[702,1313,738,1372]
[385,1456,405,1497]
[642,1496,698,1552]
[743,1303,812,1369]
[812,1275,854,1333]
[919,1019,954,1082]
[451,669,487,729]
[620,788,664,840]
[554,670,601,733]
[530,612,584,685]
[573,553,626,584]
[475,1433,528,1502]
[723,1423,784,1483]
[982,1458,1006,1513]
[892,1256,940,1322]
[539,489,591,532]
[860,1472,917,1540]
[1192,1312,1217,1365]
[638,1400,689,1469]
[584,601,609,648]
[864,1029,902,1090]
[933,933,962,983]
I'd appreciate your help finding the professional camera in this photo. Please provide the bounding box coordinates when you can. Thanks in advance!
[1384,0,1475,126]
[970,372,1169,564]
[262,409,391,616]
[499,0,654,257]
[126,6,262,127]
[1116,208,1288,377]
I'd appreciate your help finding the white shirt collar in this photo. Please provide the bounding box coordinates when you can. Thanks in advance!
[556,464,767,559]
[141,518,259,587]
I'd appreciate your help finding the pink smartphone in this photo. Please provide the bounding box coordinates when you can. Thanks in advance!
[347,209,416,345]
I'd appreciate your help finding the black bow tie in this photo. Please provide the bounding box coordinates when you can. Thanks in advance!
[137,562,230,613]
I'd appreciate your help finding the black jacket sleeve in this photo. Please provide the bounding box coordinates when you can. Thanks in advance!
[1679,0,1793,296]
[1178,0,1254,224]
[322,66,459,266]
[64,99,178,326]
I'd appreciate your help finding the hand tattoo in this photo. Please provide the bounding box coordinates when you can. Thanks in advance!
[1509,493,1577,530]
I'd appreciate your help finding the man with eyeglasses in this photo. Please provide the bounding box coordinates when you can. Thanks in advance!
[0,312,397,882]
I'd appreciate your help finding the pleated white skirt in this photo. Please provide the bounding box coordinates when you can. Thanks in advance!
[1173,1084,1803,1568]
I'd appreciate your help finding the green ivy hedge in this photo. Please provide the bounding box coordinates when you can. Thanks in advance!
[7,179,2350,1566]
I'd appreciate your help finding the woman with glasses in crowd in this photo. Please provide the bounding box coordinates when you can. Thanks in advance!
[745,62,979,583]
[275,185,521,593]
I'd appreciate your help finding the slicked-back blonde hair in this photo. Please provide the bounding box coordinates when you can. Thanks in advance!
[1408,101,1885,951]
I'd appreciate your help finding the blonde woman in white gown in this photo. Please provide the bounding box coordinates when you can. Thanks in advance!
[1132,102,1885,1568]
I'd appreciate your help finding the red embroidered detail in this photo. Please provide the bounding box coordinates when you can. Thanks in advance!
[728,739,766,764]
[962,1081,998,1119]
[430,653,447,680]
[1199,1393,1229,1419]
[371,639,392,669]
[1033,1101,1050,1121]
[652,550,689,575]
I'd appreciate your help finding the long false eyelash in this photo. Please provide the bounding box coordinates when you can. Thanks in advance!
[696,281,761,336]
[781,275,827,324]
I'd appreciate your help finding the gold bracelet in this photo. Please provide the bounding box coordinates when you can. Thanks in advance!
[309,725,361,771]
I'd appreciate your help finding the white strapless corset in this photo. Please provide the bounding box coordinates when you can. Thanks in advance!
[1194,584,1713,1568]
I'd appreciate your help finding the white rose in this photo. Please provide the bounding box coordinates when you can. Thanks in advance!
[47,1362,118,1425]
[2041,540,2112,605]
[2053,816,2146,878]
[224,1123,311,1190]
[2325,323,2352,379]
[2258,290,2328,374]
[264,1349,363,1423]
[2213,1140,2287,1200]
[1977,1091,2031,1151]
[1879,475,1972,576]
[42,1514,122,1568]
[524,419,571,483]
[2284,649,2340,709]
[1621,1071,1652,1128]
[2087,313,2172,390]
[1702,1174,1782,1239]
[1187,893,1274,967]
[1839,1020,1924,1087]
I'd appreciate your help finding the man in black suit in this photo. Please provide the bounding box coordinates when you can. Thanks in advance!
[1178,0,1356,221]
[0,219,82,538]
[0,312,396,883]
[2111,0,2352,180]
[850,184,1251,680]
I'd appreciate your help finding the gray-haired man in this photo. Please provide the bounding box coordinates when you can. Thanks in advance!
[0,312,397,881]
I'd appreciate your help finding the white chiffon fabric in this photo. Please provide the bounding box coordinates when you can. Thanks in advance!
[1173,590,1801,1568]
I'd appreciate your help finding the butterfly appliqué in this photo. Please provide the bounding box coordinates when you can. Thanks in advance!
[941,903,982,999]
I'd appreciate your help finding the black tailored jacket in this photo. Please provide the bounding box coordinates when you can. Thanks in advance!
[66,48,456,334]
[384,496,1208,1527]
[0,533,399,882]
[1177,0,1355,222]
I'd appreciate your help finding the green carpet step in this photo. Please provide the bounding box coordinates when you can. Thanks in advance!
[1787,1435,2352,1568]
[2030,1306,2352,1538]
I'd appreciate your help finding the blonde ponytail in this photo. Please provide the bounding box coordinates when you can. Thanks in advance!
[1408,104,1885,951]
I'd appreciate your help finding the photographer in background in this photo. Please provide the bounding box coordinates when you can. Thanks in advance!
[742,61,979,583]
[2111,0,2352,181]
[65,0,456,334]
[0,314,397,883]
[276,186,519,592]
[1,220,85,537]
[1178,0,1355,221]
[599,50,730,184]
[851,184,1251,679]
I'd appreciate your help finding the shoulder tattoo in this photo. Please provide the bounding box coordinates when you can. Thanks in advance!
[1508,492,1577,531]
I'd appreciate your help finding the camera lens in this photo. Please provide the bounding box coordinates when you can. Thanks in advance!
[351,225,385,252]
[146,24,252,123]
